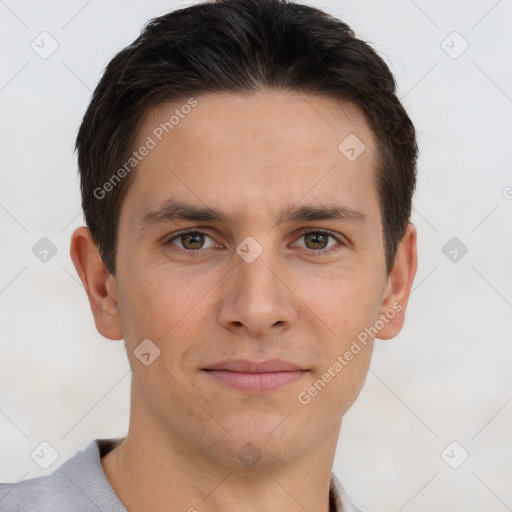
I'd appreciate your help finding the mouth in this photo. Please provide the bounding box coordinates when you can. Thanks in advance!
[201,359,309,393]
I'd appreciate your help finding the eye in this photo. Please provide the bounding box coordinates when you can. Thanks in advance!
[166,229,218,251]
[292,229,344,255]
[165,228,344,255]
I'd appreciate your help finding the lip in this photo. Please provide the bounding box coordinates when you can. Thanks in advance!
[203,359,304,373]
[202,359,308,393]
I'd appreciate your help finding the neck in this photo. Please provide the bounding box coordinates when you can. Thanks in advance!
[101,383,342,512]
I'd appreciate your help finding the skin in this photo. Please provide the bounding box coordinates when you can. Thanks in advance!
[70,91,417,512]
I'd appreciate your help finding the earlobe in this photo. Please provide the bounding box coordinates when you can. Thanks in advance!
[376,222,418,340]
[69,226,124,340]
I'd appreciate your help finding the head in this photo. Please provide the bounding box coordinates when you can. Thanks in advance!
[71,0,418,468]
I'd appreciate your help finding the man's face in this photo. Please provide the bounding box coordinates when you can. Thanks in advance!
[111,91,392,466]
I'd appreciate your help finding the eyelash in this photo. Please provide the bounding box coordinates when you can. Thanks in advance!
[164,228,345,256]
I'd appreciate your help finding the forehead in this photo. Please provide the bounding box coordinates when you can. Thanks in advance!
[138,91,375,160]
[119,91,380,231]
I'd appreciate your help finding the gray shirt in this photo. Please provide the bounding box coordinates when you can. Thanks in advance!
[0,438,364,511]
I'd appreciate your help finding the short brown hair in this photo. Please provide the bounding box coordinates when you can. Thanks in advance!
[76,0,418,276]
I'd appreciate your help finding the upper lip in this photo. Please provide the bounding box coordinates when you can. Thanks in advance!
[203,359,305,373]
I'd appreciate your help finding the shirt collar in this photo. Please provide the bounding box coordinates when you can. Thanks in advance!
[330,472,364,512]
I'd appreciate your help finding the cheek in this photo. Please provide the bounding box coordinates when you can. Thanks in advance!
[294,267,382,336]
[119,275,164,337]
[118,262,198,335]
[293,270,380,401]
[293,340,374,437]
[117,263,221,378]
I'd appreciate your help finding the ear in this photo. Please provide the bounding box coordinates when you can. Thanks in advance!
[69,226,124,340]
[376,222,418,340]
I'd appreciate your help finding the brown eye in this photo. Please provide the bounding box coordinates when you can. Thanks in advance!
[293,229,344,255]
[303,232,330,250]
[166,230,216,251]
[179,232,205,250]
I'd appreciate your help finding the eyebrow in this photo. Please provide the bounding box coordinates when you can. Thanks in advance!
[135,199,369,230]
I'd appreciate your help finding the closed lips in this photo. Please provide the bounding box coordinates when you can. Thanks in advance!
[202,359,308,393]
[202,359,306,372]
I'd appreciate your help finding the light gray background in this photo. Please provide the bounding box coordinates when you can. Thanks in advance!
[1,1,511,511]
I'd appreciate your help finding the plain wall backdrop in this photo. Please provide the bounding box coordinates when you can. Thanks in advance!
[1,1,511,511]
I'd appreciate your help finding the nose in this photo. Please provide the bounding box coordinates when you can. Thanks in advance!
[215,242,299,338]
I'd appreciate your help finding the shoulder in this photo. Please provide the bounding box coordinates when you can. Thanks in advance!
[0,471,62,512]
[0,438,125,512]
[0,483,18,511]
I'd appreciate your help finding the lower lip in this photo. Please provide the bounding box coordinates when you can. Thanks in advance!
[203,370,308,392]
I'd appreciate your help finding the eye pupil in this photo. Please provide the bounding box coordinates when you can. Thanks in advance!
[182,232,204,250]
[305,232,329,250]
